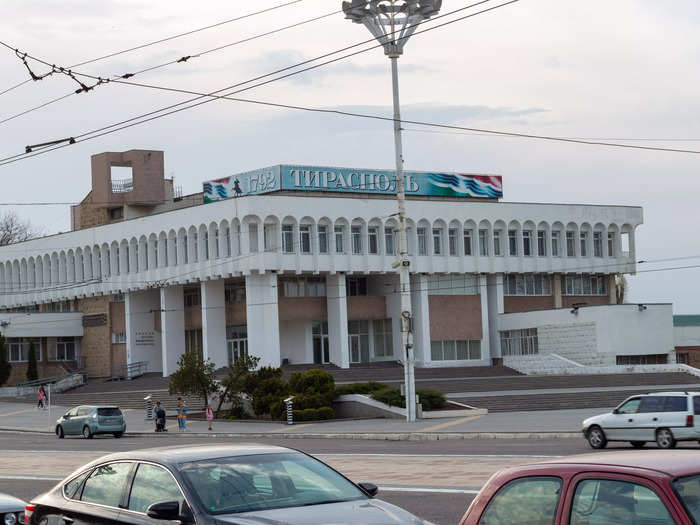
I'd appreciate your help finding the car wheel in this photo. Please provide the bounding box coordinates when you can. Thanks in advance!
[113,432,123,438]
[82,425,93,439]
[630,441,646,448]
[656,428,676,449]
[56,425,64,439]
[587,426,607,449]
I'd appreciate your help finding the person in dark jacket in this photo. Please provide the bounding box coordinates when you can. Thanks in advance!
[154,401,167,432]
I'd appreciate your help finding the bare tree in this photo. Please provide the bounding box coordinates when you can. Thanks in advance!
[0,212,40,246]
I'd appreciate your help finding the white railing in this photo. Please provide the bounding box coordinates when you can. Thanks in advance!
[111,178,133,193]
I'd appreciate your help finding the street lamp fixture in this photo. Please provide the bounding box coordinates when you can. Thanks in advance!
[342,0,442,422]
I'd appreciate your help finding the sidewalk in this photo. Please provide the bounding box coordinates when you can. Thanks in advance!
[0,401,603,440]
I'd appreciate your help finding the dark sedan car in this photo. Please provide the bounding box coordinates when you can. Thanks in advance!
[27,444,430,525]
[459,450,700,524]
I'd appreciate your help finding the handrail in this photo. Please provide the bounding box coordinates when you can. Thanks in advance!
[16,376,61,388]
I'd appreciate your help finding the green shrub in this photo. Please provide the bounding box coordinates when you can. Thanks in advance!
[301,408,320,420]
[243,366,288,417]
[417,389,447,410]
[289,369,335,406]
[334,381,387,397]
[317,406,335,420]
[370,386,405,408]
[292,409,304,421]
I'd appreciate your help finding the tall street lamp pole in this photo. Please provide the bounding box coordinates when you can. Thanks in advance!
[342,0,442,422]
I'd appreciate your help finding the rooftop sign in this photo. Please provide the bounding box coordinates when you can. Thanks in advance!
[203,165,502,203]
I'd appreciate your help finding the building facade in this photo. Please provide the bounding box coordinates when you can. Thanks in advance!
[0,150,648,382]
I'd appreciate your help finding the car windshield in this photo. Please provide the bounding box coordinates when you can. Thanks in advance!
[179,452,367,515]
[97,407,122,416]
[673,474,700,522]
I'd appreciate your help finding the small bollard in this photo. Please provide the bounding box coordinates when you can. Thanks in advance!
[284,396,295,425]
[144,394,153,421]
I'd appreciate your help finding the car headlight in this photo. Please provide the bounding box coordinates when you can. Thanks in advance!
[4,511,18,525]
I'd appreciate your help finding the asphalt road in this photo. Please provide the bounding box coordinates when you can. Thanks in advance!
[2,433,700,524]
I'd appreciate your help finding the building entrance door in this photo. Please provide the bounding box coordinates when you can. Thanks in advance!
[349,334,361,363]
[348,321,370,363]
[227,338,248,364]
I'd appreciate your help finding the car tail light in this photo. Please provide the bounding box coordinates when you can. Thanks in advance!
[24,505,35,524]
[687,415,694,427]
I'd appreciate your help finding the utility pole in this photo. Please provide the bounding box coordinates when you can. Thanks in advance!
[342,0,442,421]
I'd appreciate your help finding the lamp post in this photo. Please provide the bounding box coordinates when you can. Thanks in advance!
[342,0,442,422]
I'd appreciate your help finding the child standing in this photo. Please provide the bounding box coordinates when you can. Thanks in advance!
[177,397,188,432]
[206,404,214,431]
[37,385,46,409]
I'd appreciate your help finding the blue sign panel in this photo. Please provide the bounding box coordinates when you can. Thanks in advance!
[203,165,502,203]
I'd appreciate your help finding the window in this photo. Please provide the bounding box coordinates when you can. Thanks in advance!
[351,226,363,254]
[522,230,533,256]
[384,227,395,256]
[463,229,473,256]
[264,223,276,252]
[373,319,393,357]
[214,229,219,259]
[54,337,75,360]
[368,227,378,254]
[318,225,329,254]
[638,396,665,413]
[64,471,90,500]
[346,276,368,296]
[617,354,668,366]
[7,338,40,362]
[448,228,457,256]
[427,274,478,295]
[108,207,123,220]
[192,232,198,262]
[417,227,427,255]
[110,293,125,302]
[570,479,673,525]
[282,278,326,297]
[432,228,443,255]
[593,231,603,257]
[616,398,641,414]
[185,329,203,357]
[227,325,248,364]
[504,274,552,296]
[566,231,576,257]
[334,225,345,253]
[508,230,517,256]
[563,275,607,296]
[312,321,330,364]
[184,288,200,307]
[248,224,258,253]
[348,320,370,363]
[580,231,588,257]
[479,477,561,525]
[674,474,700,524]
[81,462,133,508]
[664,396,687,412]
[551,231,560,257]
[128,463,185,514]
[225,284,246,303]
[202,233,208,261]
[479,229,489,256]
[300,225,311,254]
[537,230,546,256]
[608,232,615,257]
[224,226,231,257]
[431,340,481,361]
[112,333,126,344]
[493,230,501,256]
[282,224,294,253]
[500,328,539,356]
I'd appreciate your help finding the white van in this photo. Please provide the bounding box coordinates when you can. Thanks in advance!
[582,392,700,449]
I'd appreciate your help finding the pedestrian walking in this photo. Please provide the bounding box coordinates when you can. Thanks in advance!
[37,385,46,409]
[177,397,188,432]
[154,401,166,432]
[206,404,214,431]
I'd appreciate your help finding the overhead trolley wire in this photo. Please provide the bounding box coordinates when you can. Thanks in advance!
[0,7,341,127]
[0,0,305,98]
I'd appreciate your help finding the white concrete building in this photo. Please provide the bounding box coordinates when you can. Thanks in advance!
[0,150,661,382]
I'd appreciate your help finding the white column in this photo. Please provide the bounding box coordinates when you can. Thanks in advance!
[201,280,227,368]
[125,289,163,375]
[410,274,431,365]
[160,286,185,376]
[326,274,349,368]
[479,274,490,364]
[487,273,505,359]
[245,273,281,367]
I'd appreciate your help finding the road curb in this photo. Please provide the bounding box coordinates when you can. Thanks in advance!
[0,427,582,440]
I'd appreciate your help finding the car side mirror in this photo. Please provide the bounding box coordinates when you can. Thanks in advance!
[146,501,180,521]
[612,409,619,414]
[358,482,378,497]
[63,413,71,419]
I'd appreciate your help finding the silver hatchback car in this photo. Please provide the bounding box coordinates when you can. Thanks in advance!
[56,405,126,439]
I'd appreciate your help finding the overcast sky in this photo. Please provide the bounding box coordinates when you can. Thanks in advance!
[1,0,699,311]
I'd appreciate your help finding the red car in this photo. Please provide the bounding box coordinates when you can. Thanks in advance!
[460,451,700,525]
